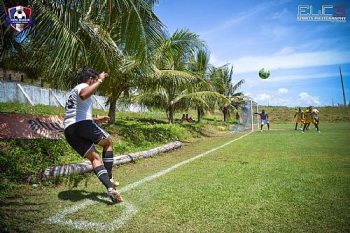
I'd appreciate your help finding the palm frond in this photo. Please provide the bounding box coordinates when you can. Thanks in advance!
[230,79,245,95]
[154,69,199,89]
[175,91,229,110]
[31,1,86,86]
[133,88,169,109]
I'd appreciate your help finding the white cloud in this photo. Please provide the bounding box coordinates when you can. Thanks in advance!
[261,25,290,39]
[240,71,350,94]
[247,91,322,107]
[271,8,289,19]
[256,93,271,102]
[298,92,320,106]
[264,72,346,83]
[224,50,350,74]
[200,2,271,36]
[209,54,220,67]
[276,47,295,55]
[278,88,288,94]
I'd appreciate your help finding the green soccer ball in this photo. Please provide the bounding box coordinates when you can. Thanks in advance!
[259,68,270,79]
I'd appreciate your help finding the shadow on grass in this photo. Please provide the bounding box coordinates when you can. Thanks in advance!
[203,118,237,125]
[58,189,111,205]
[0,191,46,232]
[135,118,168,124]
[180,123,211,137]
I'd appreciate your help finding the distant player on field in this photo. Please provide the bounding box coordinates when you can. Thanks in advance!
[64,68,122,203]
[293,107,305,130]
[254,109,270,132]
[303,106,320,133]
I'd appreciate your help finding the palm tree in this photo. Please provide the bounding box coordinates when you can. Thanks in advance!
[2,0,165,123]
[188,49,216,122]
[135,30,228,123]
[209,65,245,122]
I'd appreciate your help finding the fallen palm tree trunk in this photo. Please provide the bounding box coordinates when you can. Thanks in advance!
[40,141,183,179]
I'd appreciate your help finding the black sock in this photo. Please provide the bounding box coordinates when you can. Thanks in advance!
[102,151,114,179]
[94,165,113,189]
[315,124,319,131]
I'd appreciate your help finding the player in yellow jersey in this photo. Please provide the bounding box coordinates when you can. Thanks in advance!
[303,106,320,132]
[293,107,304,130]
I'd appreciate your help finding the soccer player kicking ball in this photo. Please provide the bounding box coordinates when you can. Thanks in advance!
[64,68,122,203]
[254,109,270,132]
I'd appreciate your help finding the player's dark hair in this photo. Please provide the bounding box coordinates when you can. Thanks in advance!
[80,68,98,83]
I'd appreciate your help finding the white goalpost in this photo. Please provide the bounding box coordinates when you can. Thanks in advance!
[231,98,258,132]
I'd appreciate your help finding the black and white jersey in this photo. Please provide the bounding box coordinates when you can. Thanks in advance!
[64,83,93,129]
[257,113,269,120]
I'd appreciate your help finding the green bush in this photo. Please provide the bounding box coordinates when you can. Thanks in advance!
[0,139,80,185]
[109,121,191,145]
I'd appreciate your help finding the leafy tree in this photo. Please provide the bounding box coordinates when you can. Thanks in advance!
[209,65,245,122]
[135,30,228,123]
[1,0,164,123]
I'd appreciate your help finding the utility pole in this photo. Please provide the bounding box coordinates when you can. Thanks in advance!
[339,66,347,107]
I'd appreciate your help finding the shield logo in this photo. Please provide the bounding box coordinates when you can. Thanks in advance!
[7,5,33,32]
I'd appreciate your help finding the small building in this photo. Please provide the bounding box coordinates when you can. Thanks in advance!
[0,68,27,82]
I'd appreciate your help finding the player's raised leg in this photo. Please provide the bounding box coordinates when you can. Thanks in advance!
[99,136,120,188]
[85,147,123,203]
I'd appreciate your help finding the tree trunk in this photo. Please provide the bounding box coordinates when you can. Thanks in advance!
[108,88,124,124]
[40,141,183,179]
[223,107,228,122]
[197,107,203,123]
[168,108,174,124]
[108,96,117,124]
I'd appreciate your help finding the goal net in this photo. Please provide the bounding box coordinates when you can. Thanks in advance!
[230,98,259,132]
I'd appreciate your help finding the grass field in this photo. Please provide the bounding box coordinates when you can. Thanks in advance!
[1,122,349,232]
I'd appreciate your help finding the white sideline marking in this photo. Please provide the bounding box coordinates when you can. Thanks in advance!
[44,132,252,231]
[44,198,137,231]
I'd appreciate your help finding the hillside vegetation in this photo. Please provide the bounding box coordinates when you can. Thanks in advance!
[261,106,350,123]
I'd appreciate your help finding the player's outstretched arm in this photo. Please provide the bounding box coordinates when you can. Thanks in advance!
[80,72,108,100]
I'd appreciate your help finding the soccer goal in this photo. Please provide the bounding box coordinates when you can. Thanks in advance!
[231,98,259,132]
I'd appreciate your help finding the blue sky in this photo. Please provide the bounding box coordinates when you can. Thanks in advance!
[154,0,350,107]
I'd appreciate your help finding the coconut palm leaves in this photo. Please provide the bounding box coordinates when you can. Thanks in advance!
[27,0,164,88]
[135,30,230,123]
[136,69,200,123]
[188,48,217,122]
[2,1,246,125]
[16,0,165,122]
[209,65,245,121]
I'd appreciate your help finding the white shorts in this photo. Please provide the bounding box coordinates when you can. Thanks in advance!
[261,119,269,125]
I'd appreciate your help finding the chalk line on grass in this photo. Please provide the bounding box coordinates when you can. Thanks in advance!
[44,198,137,231]
[44,131,252,231]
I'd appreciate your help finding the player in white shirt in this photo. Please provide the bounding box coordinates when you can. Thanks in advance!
[64,68,122,203]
